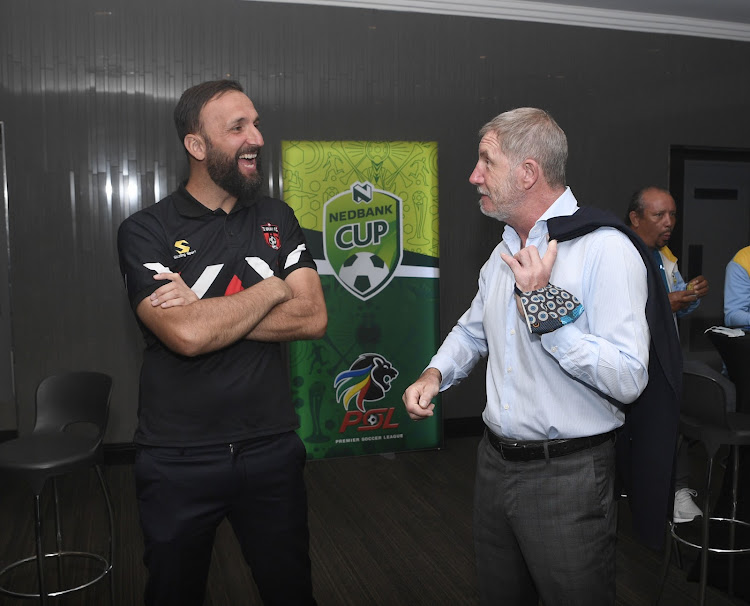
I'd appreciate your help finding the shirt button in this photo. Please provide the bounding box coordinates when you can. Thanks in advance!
[551,346,558,353]
[506,366,512,373]
[510,329,516,335]
[504,404,510,410]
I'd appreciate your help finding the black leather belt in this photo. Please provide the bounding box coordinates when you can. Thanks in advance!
[485,428,615,462]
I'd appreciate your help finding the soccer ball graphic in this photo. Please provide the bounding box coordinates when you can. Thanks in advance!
[338,252,390,294]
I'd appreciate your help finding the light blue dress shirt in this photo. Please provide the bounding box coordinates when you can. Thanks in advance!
[429,188,650,440]
[724,253,750,329]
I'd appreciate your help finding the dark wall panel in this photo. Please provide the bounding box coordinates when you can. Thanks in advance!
[1,0,750,441]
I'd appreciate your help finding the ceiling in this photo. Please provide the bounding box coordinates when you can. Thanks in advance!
[549,0,750,24]
[255,0,750,41]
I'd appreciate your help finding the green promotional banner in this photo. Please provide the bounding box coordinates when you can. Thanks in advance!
[284,141,442,459]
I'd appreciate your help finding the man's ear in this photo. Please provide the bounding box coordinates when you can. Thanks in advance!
[519,158,540,190]
[184,133,206,162]
[629,210,640,228]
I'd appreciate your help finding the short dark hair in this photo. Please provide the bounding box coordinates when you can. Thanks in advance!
[173,79,244,142]
[625,188,646,225]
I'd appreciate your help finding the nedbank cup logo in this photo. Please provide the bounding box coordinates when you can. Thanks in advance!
[324,181,402,301]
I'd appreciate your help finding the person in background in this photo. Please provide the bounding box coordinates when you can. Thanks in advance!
[626,187,709,320]
[117,79,326,606]
[725,245,750,329]
[404,107,652,605]
[626,185,708,524]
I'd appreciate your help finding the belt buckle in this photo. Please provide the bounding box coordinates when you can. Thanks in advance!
[498,440,519,460]
[502,440,533,461]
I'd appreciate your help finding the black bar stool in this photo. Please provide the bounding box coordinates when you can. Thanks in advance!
[655,360,750,606]
[0,371,114,605]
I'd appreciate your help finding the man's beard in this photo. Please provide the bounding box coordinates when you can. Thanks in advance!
[478,175,524,222]
[206,142,264,200]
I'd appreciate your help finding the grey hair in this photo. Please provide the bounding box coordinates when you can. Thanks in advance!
[479,108,567,188]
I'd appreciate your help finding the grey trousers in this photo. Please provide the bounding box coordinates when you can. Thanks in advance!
[473,432,617,606]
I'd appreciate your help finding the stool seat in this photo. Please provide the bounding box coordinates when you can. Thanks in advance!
[680,412,750,455]
[727,413,750,434]
[0,433,101,488]
[707,329,750,412]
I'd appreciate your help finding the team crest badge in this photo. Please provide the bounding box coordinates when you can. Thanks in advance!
[323,181,402,301]
[261,223,281,250]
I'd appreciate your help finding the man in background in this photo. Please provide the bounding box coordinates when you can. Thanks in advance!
[626,187,709,320]
[626,185,708,524]
[117,80,326,606]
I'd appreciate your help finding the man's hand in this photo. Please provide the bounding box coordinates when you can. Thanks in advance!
[500,240,558,292]
[243,267,326,342]
[136,274,293,357]
[687,275,709,299]
[402,368,442,420]
[150,273,199,308]
[669,275,709,312]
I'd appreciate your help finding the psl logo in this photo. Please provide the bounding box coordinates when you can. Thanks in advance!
[335,353,400,433]
[334,353,399,413]
[323,181,402,301]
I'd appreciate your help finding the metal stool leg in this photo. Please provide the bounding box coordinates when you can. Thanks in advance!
[33,493,48,606]
[673,534,683,569]
[728,445,740,597]
[698,456,715,606]
[52,477,64,586]
[95,464,116,606]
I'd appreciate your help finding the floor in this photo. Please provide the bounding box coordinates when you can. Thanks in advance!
[0,435,747,605]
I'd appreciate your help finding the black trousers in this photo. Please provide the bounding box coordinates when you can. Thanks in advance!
[473,433,617,606]
[135,431,316,606]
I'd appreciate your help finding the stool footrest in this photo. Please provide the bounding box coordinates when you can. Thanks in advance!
[671,517,750,554]
[0,550,111,599]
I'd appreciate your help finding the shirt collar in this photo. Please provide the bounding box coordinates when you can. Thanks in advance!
[503,186,579,253]
[172,183,259,217]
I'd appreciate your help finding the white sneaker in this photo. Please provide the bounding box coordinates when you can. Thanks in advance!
[674,488,703,523]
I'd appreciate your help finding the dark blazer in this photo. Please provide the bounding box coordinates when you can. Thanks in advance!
[548,207,682,551]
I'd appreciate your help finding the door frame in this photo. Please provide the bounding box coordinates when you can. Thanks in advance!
[669,145,750,263]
